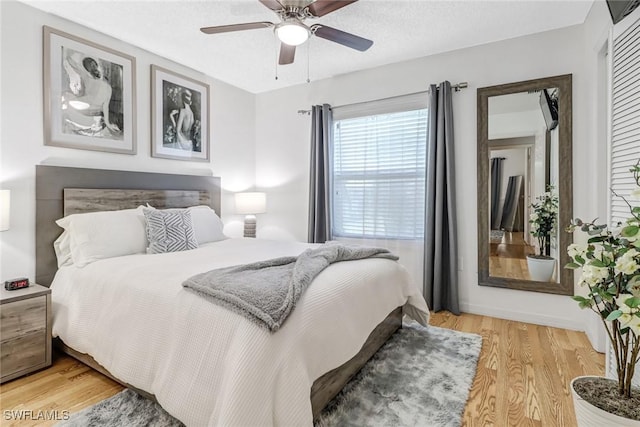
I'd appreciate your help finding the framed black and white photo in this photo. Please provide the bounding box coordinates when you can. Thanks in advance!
[151,65,210,162]
[43,26,136,154]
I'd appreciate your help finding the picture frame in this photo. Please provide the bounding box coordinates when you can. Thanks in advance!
[43,26,137,154]
[151,65,210,162]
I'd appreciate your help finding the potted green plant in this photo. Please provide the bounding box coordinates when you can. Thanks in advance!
[527,187,558,282]
[566,162,640,426]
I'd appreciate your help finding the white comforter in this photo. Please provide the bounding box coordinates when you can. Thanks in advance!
[51,238,429,426]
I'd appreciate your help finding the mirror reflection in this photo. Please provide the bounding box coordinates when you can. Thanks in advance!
[477,74,572,295]
[487,89,560,283]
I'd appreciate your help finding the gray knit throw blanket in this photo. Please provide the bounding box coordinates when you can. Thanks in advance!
[182,242,398,332]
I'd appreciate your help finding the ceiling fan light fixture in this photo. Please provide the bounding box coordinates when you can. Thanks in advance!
[275,21,310,46]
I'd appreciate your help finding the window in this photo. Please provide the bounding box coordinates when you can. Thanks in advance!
[331,107,428,239]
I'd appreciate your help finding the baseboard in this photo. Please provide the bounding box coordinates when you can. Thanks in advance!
[459,302,584,331]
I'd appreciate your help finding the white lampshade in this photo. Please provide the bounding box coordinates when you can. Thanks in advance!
[235,192,266,215]
[275,21,310,46]
[0,190,10,231]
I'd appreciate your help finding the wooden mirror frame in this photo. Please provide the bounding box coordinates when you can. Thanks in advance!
[477,74,574,295]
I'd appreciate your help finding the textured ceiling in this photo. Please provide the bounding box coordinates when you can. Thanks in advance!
[24,0,594,94]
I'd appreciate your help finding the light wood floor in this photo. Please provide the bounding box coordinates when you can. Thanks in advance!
[490,231,538,281]
[0,312,604,426]
[431,312,604,426]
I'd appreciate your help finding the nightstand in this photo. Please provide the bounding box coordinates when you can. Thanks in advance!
[0,283,52,383]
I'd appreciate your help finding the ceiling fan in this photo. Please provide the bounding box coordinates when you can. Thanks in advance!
[200,0,373,65]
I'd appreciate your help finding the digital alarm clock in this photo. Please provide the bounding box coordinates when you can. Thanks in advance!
[4,277,30,291]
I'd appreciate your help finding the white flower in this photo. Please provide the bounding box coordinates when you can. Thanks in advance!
[530,212,539,222]
[616,259,639,275]
[580,264,610,286]
[615,294,635,314]
[627,276,640,297]
[619,312,634,325]
[624,315,640,336]
[593,246,614,263]
[568,243,587,259]
[616,294,640,335]
[615,249,640,275]
[623,248,638,259]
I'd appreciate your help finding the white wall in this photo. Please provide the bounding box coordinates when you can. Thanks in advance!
[0,1,256,280]
[255,20,611,332]
[0,0,615,344]
[578,0,615,352]
[489,109,545,140]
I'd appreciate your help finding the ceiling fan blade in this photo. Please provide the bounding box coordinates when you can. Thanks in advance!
[259,0,284,11]
[308,0,358,17]
[312,25,373,51]
[200,22,274,34]
[279,43,296,65]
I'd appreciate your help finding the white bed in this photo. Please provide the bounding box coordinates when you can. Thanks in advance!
[34,168,431,426]
[51,237,429,426]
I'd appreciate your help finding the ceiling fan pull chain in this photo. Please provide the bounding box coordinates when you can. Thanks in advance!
[274,33,279,80]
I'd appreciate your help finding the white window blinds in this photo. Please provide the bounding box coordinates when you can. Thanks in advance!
[611,14,640,224]
[332,108,428,239]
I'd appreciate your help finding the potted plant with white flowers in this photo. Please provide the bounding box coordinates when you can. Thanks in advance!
[527,187,559,282]
[566,162,640,426]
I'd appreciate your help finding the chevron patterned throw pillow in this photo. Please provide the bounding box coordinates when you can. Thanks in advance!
[143,208,198,254]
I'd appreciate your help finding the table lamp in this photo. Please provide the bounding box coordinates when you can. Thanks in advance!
[235,192,266,238]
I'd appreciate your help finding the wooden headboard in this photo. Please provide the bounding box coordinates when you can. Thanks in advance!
[35,165,222,287]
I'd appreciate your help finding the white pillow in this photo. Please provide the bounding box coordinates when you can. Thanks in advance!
[56,206,147,267]
[53,230,73,267]
[188,205,227,244]
[145,205,226,245]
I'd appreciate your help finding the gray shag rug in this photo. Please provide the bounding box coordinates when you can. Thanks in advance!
[490,230,505,243]
[58,322,482,427]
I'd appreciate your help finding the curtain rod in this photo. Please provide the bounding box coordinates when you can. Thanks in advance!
[297,82,468,115]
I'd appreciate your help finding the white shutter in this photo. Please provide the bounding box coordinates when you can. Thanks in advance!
[332,108,428,239]
[610,10,640,224]
[607,7,640,385]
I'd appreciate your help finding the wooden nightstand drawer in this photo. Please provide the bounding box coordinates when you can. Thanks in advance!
[0,284,52,383]
[1,331,47,378]
[0,296,47,340]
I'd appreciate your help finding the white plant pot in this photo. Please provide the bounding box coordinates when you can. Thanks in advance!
[571,376,640,427]
[526,255,556,282]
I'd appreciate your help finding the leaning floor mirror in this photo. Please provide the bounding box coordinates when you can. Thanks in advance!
[477,74,573,295]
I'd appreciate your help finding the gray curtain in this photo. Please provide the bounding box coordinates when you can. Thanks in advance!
[424,82,459,315]
[308,104,333,243]
[500,175,524,232]
[490,157,505,230]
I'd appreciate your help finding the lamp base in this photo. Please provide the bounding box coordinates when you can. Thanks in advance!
[244,215,257,238]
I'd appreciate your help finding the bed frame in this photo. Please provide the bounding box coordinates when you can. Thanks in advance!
[35,165,401,419]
